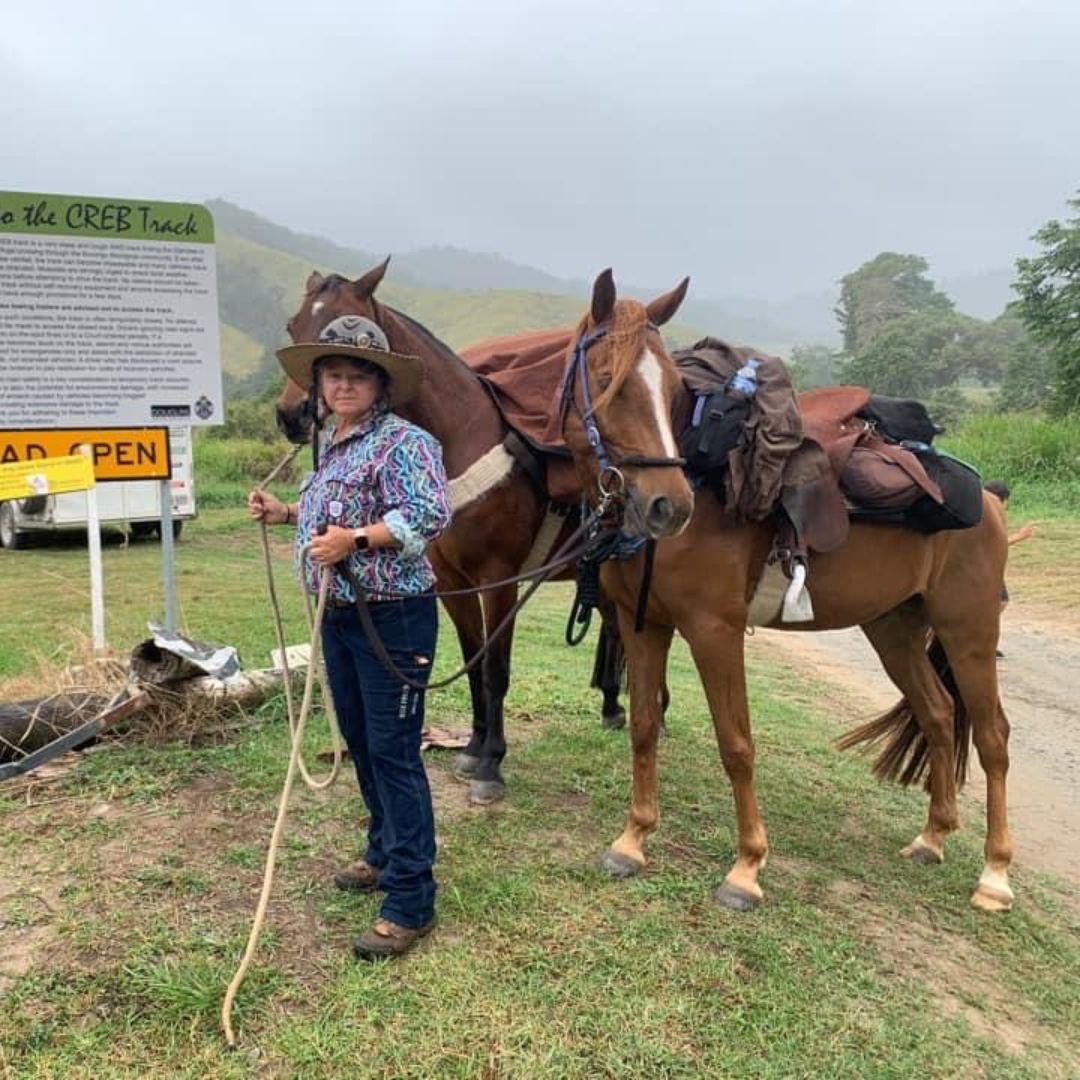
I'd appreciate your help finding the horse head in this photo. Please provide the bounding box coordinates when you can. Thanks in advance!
[562,269,694,539]
[275,258,393,444]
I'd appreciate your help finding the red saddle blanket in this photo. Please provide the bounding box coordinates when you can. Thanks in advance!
[460,327,580,502]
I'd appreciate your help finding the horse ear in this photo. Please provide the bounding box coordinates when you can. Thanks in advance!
[591,268,616,325]
[305,270,325,293]
[646,277,690,327]
[354,256,391,299]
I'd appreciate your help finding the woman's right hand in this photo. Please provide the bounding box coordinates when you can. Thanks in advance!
[248,488,289,525]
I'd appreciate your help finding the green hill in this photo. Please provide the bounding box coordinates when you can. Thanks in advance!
[213,226,704,395]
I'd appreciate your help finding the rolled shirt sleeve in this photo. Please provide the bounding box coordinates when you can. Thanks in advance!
[379,430,453,559]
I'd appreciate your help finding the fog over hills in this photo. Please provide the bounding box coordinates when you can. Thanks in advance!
[210,199,1020,365]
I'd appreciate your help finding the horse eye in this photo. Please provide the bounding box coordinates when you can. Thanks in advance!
[597,373,612,391]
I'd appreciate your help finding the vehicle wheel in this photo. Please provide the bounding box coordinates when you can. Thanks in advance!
[151,520,183,541]
[18,495,47,515]
[130,522,157,540]
[0,503,25,550]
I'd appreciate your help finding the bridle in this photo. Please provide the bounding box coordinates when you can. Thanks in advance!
[560,320,687,637]
[560,321,686,504]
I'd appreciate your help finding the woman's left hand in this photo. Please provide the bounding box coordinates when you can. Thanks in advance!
[309,525,361,566]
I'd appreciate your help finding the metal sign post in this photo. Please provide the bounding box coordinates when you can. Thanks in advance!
[78,446,106,651]
[160,479,177,633]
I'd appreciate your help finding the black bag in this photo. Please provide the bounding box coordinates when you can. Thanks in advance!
[678,389,751,482]
[858,395,940,446]
[905,448,984,532]
[849,446,983,533]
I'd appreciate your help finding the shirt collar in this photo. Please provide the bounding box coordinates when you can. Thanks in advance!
[326,407,390,449]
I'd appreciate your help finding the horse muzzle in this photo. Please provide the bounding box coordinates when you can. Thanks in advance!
[625,488,694,539]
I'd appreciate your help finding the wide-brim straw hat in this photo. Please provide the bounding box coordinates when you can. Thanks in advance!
[276,315,423,406]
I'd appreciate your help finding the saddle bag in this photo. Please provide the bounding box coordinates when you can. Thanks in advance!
[854,395,981,532]
[904,448,984,532]
[677,389,751,488]
[841,442,931,510]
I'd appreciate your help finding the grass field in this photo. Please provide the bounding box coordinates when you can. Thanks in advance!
[1,508,1079,1078]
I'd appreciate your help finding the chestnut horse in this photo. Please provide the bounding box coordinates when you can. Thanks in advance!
[276,260,688,803]
[560,269,1013,913]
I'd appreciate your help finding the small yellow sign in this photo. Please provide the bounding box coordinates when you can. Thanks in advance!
[0,454,97,501]
[0,428,171,481]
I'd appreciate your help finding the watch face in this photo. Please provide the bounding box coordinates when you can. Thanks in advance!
[354,531,369,550]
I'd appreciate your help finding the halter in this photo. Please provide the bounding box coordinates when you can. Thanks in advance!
[560,322,686,498]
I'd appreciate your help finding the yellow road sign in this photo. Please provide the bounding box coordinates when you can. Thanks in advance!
[0,428,171,481]
[0,454,96,501]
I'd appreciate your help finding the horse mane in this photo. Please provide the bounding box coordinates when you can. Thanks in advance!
[578,299,654,415]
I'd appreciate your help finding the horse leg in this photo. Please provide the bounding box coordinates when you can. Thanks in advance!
[600,617,674,878]
[593,598,627,730]
[861,605,960,864]
[440,593,487,782]
[686,621,768,911]
[467,584,518,805]
[930,623,1014,912]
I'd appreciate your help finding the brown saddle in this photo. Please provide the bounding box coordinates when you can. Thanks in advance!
[798,386,941,496]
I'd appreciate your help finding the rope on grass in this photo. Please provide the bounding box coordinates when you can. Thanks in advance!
[221,569,331,1047]
[221,447,345,1046]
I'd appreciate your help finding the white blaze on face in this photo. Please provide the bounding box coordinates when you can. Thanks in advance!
[636,347,679,457]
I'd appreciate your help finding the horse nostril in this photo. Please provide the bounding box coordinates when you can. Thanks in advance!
[645,495,674,533]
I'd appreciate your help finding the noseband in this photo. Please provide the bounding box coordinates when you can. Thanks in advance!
[560,323,686,494]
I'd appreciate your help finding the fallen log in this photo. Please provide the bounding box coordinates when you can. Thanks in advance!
[0,694,110,763]
[0,688,147,780]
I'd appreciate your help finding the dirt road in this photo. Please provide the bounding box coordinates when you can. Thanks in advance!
[750,609,1080,887]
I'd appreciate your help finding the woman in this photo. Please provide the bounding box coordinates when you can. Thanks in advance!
[248,315,452,959]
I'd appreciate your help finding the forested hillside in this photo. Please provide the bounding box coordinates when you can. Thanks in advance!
[211,200,838,395]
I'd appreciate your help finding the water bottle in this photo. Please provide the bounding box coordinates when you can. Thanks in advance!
[728,357,760,399]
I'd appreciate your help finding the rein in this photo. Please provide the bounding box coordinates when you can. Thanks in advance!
[333,501,607,691]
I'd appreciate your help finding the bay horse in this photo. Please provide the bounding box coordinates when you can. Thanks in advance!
[275,260,687,803]
[559,268,1013,914]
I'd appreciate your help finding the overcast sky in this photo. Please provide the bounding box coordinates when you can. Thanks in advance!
[4,0,1078,299]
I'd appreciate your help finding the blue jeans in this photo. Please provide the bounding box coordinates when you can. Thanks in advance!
[321,594,438,929]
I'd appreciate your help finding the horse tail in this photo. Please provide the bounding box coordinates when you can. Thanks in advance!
[836,635,972,791]
[591,614,626,693]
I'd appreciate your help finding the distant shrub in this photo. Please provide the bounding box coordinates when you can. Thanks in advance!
[939,412,1080,513]
[193,436,303,508]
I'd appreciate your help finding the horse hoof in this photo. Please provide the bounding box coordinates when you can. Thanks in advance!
[600,850,643,879]
[971,868,1014,913]
[713,882,761,912]
[901,836,943,865]
[468,779,505,806]
[971,885,1013,913]
[601,709,626,731]
[454,753,481,780]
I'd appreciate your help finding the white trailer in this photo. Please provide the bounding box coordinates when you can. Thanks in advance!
[0,429,195,550]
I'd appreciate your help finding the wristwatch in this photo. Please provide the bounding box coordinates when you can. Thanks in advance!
[352,528,370,551]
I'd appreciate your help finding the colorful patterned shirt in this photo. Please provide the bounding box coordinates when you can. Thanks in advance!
[294,410,451,602]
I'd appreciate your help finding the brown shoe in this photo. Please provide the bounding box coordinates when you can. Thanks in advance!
[353,917,436,960]
[334,860,380,893]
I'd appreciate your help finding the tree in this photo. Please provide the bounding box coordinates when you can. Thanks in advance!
[995,312,1057,412]
[787,343,839,390]
[1013,193,1080,414]
[838,309,975,398]
[836,253,954,354]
